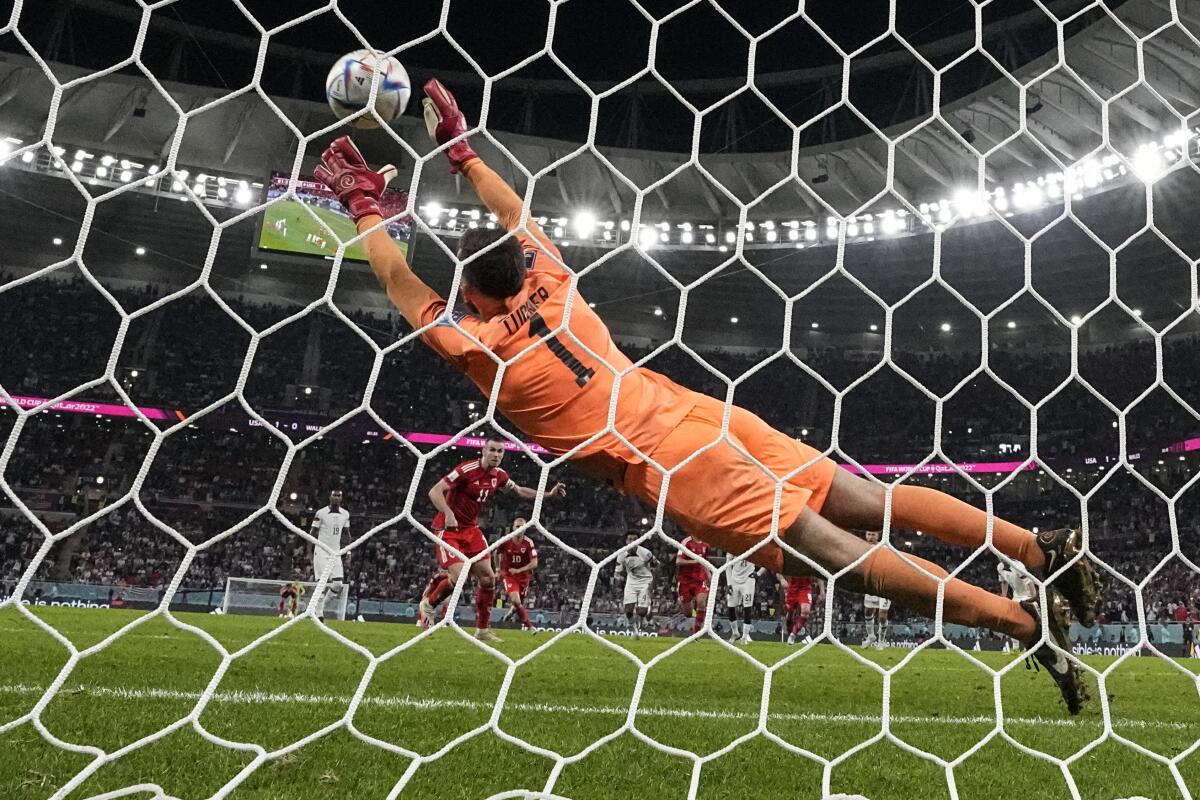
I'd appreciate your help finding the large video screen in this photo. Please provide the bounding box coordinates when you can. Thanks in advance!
[257,172,412,262]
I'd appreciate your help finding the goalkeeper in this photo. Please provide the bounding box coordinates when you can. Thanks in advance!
[314,79,1100,714]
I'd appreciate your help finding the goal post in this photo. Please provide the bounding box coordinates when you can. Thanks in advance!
[221,577,348,621]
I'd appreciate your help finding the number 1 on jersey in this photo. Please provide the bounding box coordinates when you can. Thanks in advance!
[530,312,595,388]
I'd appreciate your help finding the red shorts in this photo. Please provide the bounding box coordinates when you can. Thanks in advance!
[678,580,709,605]
[435,526,488,569]
[502,573,530,597]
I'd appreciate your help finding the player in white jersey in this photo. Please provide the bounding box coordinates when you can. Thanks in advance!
[614,531,657,639]
[998,560,1036,652]
[723,553,759,644]
[309,490,350,621]
[862,531,891,649]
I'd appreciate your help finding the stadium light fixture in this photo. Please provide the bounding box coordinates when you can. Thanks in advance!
[1133,309,1142,317]
[653,306,663,317]
[234,181,252,204]
[0,140,10,160]
[130,370,139,378]
[869,324,878,332]
[730,316,738,324]
[1132,145,1164,183]
[135,246,146,256]
[1070,314,1082,325]
[588,302,596,308]
[705,232,716,244]
[681,230,694,244]
[765,229,778,242]
[573,210,597,239]
[95,166,108,178]
[304,386,313,395]
[1007,320,1016,329]
[788,229,799,241]
[259,263,268,270]
[724,230,736,244]
[21,150,34,163]
[70,160,83,173]
[120,169,132,182]
[95,476,105,485]
[639,226,658,250]
[553,226,564,238]
[940,322,951,332]
[805,227,817,242]
[811,321,819,329]
[52,237,63,246]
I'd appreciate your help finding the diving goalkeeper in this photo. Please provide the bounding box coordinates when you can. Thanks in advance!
[313,79,1101,714]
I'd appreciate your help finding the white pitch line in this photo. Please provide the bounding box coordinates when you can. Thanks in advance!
[0,683,1189,731]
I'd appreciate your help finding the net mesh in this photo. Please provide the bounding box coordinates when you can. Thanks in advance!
[0,1,1198,799]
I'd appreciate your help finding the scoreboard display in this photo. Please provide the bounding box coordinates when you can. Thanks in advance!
[256,171,412,262]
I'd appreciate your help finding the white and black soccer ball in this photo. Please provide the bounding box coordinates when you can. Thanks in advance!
[325,49,411,129]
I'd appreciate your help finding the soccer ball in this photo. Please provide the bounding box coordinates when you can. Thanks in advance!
[325,49,411,129]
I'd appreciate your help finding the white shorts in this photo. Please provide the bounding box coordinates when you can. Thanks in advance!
[313,549,345,583]
[864,594,891,611]
[727,578,756,608]
[623,580,651,608]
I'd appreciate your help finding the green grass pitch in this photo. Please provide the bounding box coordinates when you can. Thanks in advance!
[259,199,409,263]
[1,606,1197,799]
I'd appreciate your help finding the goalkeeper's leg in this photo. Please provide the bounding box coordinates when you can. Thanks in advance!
[820,470,1100,626]
[782,509,1037,642]
[780,507,1087,713]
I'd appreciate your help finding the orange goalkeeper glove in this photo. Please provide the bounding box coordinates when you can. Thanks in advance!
[313,135,397,223]
[422,78,479,174]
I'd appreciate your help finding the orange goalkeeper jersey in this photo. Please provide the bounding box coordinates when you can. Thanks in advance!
[416,190,696,464]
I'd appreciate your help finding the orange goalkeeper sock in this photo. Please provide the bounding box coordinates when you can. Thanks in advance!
[860,547,1036,642]
[891,484,1045,574]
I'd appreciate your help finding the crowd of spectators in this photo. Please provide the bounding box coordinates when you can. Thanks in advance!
[1,272,1199,634]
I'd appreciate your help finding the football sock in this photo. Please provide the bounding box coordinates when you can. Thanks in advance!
[427,576,452,607]
[861,547,1036,642]
[891,484,1045,574]
[475,585,495,630]
[693,606,706,633]
[514,602,533,628]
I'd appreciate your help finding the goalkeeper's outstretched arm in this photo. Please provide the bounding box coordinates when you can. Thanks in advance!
[313,136,441,329]
[421,78,556,252]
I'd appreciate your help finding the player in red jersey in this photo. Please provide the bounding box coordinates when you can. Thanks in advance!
[784,575,815,645]
[676,535,712,634]
[419,437,564,643]
[495,516,539,631]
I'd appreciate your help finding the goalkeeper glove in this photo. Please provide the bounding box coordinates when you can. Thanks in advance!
[421,78,479,174]
[313,135,397,223]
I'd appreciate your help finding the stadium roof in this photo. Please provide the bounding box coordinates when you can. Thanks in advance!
[4,0,1198,223]
[2,0,1200,347]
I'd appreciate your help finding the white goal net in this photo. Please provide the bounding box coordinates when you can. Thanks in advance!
[1,1,1198,799]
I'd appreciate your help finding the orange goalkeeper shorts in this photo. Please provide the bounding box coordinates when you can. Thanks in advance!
[621,394,837,574]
